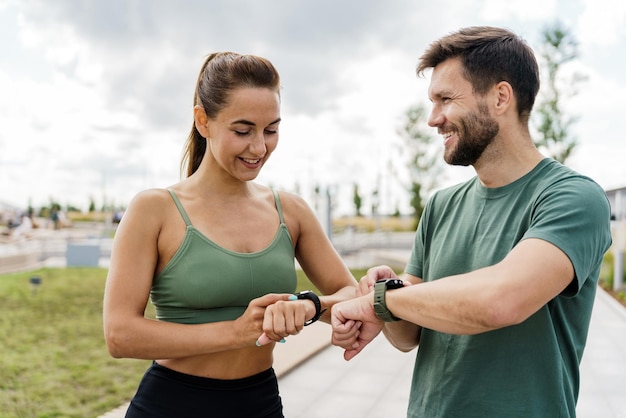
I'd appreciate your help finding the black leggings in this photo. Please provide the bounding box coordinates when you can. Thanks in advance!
[125,362,284,418]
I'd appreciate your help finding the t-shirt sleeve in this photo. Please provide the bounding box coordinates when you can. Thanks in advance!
[522,176,612,295]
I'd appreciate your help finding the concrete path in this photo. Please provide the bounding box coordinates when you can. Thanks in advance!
[577,288,626,417]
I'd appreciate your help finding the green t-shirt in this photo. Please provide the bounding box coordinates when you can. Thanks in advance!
[405,159,612,418]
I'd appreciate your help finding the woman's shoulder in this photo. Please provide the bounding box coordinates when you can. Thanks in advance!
[273,188,310,211]
[123,188,177,221]
[129,188,174,207]
[271,189,319,236]
[113,188,177,236]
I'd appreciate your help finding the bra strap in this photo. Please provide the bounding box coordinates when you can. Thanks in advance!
[166,189,192,226]
[272,189,285,224]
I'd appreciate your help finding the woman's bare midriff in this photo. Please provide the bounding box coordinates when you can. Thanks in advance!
[156,343,275,379]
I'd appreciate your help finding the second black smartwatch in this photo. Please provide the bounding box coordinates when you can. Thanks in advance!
[295,290,327,326]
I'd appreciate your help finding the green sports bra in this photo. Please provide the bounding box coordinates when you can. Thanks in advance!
[150,189,298,324]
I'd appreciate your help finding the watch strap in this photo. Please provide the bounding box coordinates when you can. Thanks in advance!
[295,291,327,326]
[373,280,401,322]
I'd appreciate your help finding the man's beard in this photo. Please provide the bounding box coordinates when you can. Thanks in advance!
[444,103,499,166]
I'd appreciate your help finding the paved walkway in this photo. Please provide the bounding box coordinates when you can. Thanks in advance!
[576,288,626,417]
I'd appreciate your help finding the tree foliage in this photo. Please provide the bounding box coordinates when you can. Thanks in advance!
[352,183,363,217]
[397,103,441,226]
[533,22,586,164]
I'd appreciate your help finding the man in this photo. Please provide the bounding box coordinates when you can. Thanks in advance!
[331,26,612,417]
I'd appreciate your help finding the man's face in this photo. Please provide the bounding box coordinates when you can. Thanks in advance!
[427,58,499,166]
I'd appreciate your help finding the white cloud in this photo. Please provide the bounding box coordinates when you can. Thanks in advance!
[577,0,626,47]
[479,0,558,21]
[566,60,626,189]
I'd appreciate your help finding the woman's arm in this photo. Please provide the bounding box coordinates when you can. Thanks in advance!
[257,192,359,344]
[288,192,359,314]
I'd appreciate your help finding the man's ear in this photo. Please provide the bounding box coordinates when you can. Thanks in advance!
[193,105,211,138]
[493,81,513,116]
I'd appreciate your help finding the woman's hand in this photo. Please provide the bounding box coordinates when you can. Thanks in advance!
[255,295,316,346]
[234,293,293,347]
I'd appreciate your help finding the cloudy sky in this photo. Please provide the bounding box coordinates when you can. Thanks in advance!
[1,0,625,215]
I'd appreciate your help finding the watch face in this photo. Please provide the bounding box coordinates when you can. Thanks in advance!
[376,279,404,289]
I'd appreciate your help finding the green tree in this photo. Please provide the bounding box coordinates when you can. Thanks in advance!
[533,22,586,164]
[66,203,80,212]
[397,103,441,227]
[371,186,379,218]
[409,183,423,222]
[352,183,363,217]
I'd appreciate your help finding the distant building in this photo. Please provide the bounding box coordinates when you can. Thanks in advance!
[606,187,626,291]
[606,187,626,221]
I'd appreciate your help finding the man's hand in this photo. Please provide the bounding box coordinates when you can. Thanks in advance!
[357,265,399,296]
[331,294,383,361]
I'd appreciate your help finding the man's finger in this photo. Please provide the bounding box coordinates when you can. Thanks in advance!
[344,345,366,361]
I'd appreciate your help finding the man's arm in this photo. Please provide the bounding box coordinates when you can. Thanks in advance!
[332,238,574,359]
[380,273,423,352]
[385,238,574,334]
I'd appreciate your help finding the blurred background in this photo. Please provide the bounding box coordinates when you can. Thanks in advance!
[1,0,625,223]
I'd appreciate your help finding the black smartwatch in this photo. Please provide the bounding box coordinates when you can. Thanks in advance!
[295,290,327,326]
[373,279,404,322]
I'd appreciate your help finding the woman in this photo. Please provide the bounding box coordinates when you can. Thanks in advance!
[103,52,358,417]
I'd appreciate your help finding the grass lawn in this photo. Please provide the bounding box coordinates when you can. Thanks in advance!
[0,267,367,417]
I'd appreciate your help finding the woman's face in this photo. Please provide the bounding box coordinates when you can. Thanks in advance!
[206,87,281,182]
